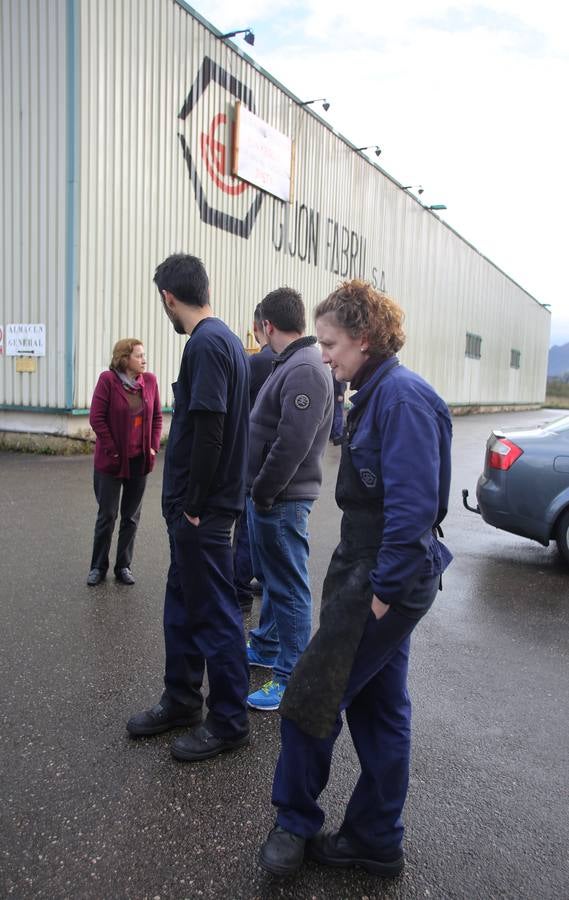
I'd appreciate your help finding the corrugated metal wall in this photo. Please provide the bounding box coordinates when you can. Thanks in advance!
[74,0,549,410]
[0,0,68,408]
[2,0,550,416]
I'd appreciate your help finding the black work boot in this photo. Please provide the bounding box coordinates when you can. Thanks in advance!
[308,830,404,876]
[171,724,249,762]
[258,825,306,877]
[126,700,202,737]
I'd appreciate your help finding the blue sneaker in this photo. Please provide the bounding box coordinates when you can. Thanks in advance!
[247,679,286,710]
[247,641,276,669]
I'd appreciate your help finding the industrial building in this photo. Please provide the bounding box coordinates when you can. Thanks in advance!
[0,0,551,436]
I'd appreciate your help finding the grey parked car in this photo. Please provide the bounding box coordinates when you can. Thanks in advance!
[463,414,569,563]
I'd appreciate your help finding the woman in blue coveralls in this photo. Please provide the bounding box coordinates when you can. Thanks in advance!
[258,280,453,878]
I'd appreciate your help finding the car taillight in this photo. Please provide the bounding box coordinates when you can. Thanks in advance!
[488,438,523,471]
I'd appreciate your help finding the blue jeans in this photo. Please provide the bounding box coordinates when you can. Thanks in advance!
[247,497,313,684]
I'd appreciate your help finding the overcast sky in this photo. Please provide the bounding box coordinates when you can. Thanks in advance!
[191,0,569,346]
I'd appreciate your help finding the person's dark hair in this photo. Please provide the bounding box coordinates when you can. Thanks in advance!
[260,287,305,333]
[110,338,143,372]
[314,279,405,358]
[153,253,209,307]
[253,302,263,325]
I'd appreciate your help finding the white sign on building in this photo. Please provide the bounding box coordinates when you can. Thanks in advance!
[233,102,293,203]
[6,323,46,356]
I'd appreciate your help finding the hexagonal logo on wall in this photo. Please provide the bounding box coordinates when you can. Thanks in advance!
[178,57,264,239]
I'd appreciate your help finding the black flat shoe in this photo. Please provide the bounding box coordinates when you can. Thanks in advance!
[126,701,202,737]
[170,724,249,762]
[308,831,404,876]
[87,568,104,586]
[258,825,306,877]
[115,567,135,585]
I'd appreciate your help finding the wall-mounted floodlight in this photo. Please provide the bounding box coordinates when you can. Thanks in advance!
[220,28,255,46]
[402,184,424,195]
[300,98,330,111]
[427,204,447,211]
[357,145,382,157]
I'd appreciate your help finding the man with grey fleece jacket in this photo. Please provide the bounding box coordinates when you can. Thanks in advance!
[246,287,333,711]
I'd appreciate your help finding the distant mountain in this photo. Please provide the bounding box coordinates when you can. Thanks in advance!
[548,343,569,377]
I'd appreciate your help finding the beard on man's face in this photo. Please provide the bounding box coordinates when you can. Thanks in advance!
[171,315,186,335]
[162,299,186,335]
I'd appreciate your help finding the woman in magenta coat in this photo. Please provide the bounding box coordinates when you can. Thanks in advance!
[87,338,162,586]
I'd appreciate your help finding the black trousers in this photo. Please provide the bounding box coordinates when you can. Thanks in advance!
[90,456,147,575]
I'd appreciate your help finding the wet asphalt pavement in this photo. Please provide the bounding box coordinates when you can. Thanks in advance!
[1,408,568,900]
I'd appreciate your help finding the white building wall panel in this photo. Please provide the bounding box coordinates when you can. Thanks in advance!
[71,0,549,413]
[0,0,68,408]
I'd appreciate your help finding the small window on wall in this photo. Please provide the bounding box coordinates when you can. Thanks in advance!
[510,349,521,369]
[465,332,482,359]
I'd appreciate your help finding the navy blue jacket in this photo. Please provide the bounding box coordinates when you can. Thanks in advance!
[249,345,276,407]
[347,359,453,607]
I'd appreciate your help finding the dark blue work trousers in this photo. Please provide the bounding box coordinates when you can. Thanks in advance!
[163,511,250,740]
[272,575,439,851]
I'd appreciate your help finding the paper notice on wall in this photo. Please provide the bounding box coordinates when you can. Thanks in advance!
[6,323,46,356]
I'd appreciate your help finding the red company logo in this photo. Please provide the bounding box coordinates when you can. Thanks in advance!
[178,57,263,239]
[201,113,248,197]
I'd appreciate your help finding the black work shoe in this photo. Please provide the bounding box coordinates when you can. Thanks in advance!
[258,826,306,877]
[115,567,135,585]
[87,568,104,586]
[170,724,249,762]
[126,701,202,737]
[308,831,404,877]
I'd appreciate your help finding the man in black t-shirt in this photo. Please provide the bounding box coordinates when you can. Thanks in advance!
[127,254,251,762]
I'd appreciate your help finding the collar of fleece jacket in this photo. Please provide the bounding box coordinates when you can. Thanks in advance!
[273,336,317,366]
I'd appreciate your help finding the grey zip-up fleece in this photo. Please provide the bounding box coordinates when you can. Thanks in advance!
[247,336,333,508]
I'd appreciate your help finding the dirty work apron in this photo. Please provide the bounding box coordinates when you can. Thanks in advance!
[280,360,399,739]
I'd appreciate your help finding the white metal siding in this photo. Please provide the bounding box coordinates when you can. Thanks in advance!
[73,0,549,411]
[12,0,547,415]
[0,0,68,408]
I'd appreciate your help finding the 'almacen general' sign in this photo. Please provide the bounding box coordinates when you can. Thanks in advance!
[6,324,46,356]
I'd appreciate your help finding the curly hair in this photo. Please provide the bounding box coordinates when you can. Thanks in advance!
[314,280,405,358]
[110,338,143,372]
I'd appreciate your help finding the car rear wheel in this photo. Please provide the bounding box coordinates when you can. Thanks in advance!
[555,508,569,565]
